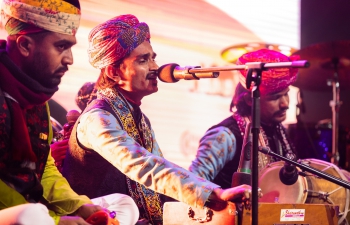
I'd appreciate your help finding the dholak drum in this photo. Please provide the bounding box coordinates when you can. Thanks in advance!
[258,160,308,204]
[259,159,350,224]
[341,169,350,225]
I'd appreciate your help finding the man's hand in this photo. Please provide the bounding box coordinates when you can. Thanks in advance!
[209,184,251,203]
[51,139,69,163]
[72,204,103,220]
[58,216,91,225]
[206,185,252,211]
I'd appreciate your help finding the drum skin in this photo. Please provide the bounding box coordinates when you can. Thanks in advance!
[258,161,308,204]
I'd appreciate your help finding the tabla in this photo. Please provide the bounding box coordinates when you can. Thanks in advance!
[259,159,350,224]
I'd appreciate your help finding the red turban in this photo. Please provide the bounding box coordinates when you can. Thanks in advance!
[237,49,298,95]
[88,14,150,69]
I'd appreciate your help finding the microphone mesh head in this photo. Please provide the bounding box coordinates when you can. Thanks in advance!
[158,63,179,83]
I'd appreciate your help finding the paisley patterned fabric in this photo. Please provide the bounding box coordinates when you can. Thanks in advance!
[88,14,150,69]
[100,88,163,224]
[1,0,81,35]
[236,49,298,96]
[0,89,51,202]
[71,88,220,224]
[190,113,296,189]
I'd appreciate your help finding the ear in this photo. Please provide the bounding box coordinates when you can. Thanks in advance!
[243,92,252,106]
[105,64,121,84]
[16,35,34,57]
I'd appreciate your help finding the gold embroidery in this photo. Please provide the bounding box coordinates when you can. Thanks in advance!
[100,88,163,223]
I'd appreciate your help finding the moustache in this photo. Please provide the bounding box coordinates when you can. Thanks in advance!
[274,108,289,116]
[55,67,69,75]
[146,71,158,79]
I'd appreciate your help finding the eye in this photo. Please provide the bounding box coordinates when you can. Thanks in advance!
[57,44,67,51]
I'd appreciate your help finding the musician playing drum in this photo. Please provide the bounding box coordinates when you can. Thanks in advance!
[189,49,299,189]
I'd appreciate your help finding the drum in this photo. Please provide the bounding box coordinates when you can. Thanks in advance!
[259,159,350,224]
[258,160,308,204]
[341,169,350,225]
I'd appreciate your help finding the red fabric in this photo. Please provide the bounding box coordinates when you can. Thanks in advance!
[10,103,37,161]
[0,63,51,162]
[236,49,299,95]
[17,26,45,35]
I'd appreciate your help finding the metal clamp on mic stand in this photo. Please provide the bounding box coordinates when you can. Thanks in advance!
[245,62,266,225]
[259,147,350,190]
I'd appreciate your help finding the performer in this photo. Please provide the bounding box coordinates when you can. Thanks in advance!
[0,1,138,224]
[189,49,299,189]
[62,14,251,225]
[51,81,97,172]
[75,81,98,112]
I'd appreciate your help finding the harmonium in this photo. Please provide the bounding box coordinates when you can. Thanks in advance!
[163,202,339,225]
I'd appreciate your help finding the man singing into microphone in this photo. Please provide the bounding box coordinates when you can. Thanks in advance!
[189,49,299,189]
[62,14,251,225]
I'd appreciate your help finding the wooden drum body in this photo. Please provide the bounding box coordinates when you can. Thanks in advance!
[258,158,350,224]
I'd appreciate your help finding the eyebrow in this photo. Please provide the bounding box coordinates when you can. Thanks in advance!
[136,52,157,59]
[54,39,77,46]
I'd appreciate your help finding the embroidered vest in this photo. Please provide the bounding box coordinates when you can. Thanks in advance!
[210,114,295,189]
[0,88,51,202]
[64,97,167,225]
[63,99,129,198]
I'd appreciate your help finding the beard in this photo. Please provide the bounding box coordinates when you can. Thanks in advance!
[21,51,62,89]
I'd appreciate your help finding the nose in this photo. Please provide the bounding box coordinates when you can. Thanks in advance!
[149,60,159,71]
[62,48,74,66]
[280,95,289,108]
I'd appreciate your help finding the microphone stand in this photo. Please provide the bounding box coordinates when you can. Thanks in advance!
[259,147,350,190]
[245,62,265,225]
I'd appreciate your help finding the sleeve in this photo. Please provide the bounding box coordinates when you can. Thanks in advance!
[0,180,28,209]
[77,109,220,209]
[41,151,92,217]
[189,127,237,181]
[0,181,62,224]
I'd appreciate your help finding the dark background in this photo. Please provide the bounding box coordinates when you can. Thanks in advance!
[289,0,350,170]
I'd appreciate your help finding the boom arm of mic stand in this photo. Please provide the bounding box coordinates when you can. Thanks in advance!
[259,147,350,190]
[184,60,309,73]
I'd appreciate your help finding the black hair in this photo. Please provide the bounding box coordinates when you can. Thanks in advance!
[230,83,251,117]
[64,0,80,9]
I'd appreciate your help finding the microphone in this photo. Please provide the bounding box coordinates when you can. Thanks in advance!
[259,146,299,185]
[278,151,299,185]
[231,122,252,187]
[157,63,219,83]
[63,110,80,140]
[279,162,299,185]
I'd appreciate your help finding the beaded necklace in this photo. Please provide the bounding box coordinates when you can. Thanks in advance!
[233,112,295,171]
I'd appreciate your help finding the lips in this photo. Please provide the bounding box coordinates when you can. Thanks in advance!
[56,70,68,77]
[276,110,287,117]
[146,71,158,80]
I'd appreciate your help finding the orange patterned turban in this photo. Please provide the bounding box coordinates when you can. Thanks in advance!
[88,14,150,69]
[236,49,298,95]
[1,0,81,35]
